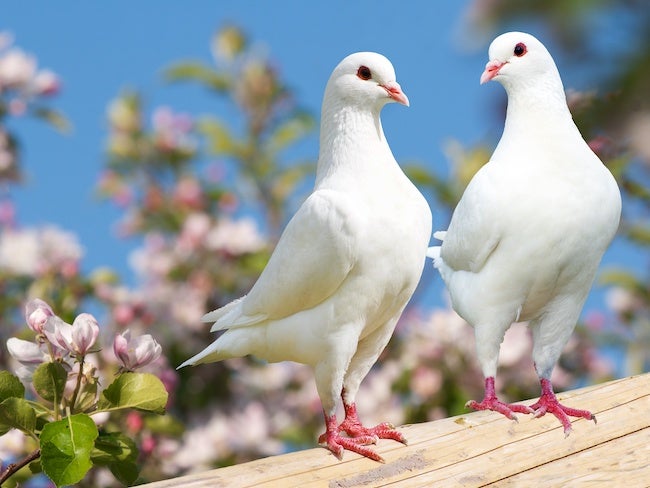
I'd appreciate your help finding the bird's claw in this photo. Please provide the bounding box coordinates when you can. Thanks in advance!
[319,431,383,462]
[529,396,596,435]
[466,398,534,421]
[339,419,407,445]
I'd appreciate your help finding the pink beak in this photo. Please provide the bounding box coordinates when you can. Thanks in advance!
[480,60,506,85]
[381,81,409,106]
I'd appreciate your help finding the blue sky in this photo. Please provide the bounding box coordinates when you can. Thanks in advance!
[2,1,638,313]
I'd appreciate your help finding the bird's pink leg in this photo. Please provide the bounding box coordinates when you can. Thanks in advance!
[466,377,534,420]
[339,398,407,445]
[529,378,596,435]
[318,411,383,462]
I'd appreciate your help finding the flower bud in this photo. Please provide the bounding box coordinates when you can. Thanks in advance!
[25,298,54,334]
[70,313,99,355]
[113,330,162,371]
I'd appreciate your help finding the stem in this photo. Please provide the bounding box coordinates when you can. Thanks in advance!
[0,449,41,485]
[44,343,62,422]
[69,355,85,412]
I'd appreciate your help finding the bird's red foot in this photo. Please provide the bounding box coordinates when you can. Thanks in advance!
[530,378,596,435]
[319,412,383,462]
[467,377,534,420]
[340,402,407,444]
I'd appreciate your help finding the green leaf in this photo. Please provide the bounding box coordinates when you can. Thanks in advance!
[599,268,644,291]
[32,362,67,404]
[267,112,315,153]
[0,371,25,401]
[91,432,140,484]
[40,414,98,487]
[32,107,72,133]
[144,413,185,436]
[109,460,140,486]
[164,61,231,91]
[0,397,37,436]
[625,223,650,245]
[91,432,138,465]
[198,116,237,155]
[97,372,168,414]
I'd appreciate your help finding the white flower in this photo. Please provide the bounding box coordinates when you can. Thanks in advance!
[0,226,83,277]
[206,217,265,255]
[0,429,27,462]
[0,48,36,88]
[6,337,47,365]
[606,287,640,314]
[0,228,40,275]
[32,69,60,96]
[176,213,211,253]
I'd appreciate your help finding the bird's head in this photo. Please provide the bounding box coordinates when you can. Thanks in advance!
[325,52,409,110]
[480,32,560,90]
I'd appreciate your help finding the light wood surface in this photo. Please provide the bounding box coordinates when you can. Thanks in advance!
[140,373,650,487]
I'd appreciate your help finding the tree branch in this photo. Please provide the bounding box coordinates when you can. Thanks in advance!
[0,449,41,485]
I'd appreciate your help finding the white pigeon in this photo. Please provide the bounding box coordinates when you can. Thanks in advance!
[428,32,621,434]
[179,52,432,461]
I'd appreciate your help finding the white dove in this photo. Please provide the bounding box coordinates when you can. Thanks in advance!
[428,32,621,434]
[179,52,432,461]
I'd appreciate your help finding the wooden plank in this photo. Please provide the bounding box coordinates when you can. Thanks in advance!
[486,427,650,487]
[139,373,650,488]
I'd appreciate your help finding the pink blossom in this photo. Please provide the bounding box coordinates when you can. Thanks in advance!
[25,298,54,334]
[126,411,144,434]
[8,98,26,116]
[173,177,203,208]
[113,330,162,371]
[0,149,14,172]
[70,313,100,355]
[0,199,15,227]
[33,69,60,96]
[43,316,74,352]
[43,313,99,356]
[113,303,136,326]
[177,213,211,252]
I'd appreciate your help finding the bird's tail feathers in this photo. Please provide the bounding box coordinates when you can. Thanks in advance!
[426,246,444,269]
[177,340,228,369]
[201,296,246,323]
[426,230,447,269]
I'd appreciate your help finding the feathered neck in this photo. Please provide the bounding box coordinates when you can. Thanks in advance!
[498,71,581,149]
[315,93,390,186]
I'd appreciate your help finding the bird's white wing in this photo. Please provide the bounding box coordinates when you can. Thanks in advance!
[441,165,503,273]
[211,188,361,331]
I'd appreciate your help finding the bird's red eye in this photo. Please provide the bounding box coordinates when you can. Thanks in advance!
[357,66,372,80]
[514,43,527,57]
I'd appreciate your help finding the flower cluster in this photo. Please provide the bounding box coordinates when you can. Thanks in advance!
[8,299,162,386]
[0,224,83,277]
[0,32,60,105]
[0,32,65,182]
[2,299,168,486]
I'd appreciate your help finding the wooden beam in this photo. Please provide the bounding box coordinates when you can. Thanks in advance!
[140,373,650,487]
